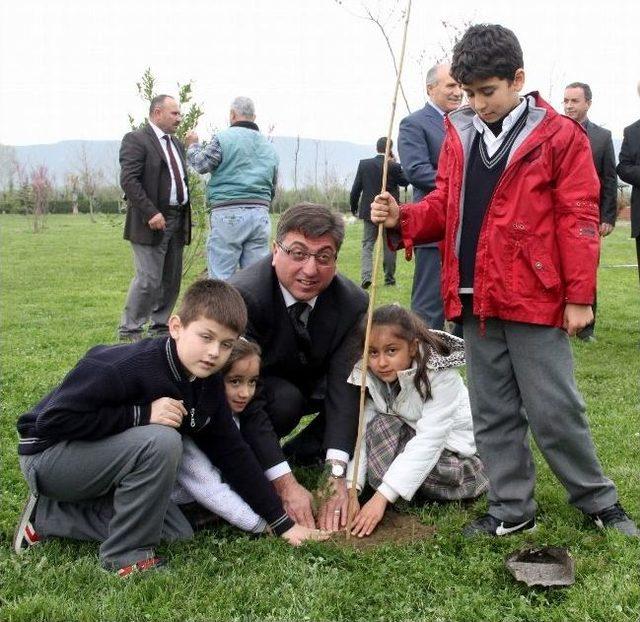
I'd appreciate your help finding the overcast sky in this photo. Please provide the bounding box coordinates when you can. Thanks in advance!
[1,0,639,147]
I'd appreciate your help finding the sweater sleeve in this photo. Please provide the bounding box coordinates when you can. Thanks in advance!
[33,358,151,442]
[379,369,463,502]
[193,397,294,536]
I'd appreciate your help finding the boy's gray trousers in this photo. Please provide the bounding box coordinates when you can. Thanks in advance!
[462,309,618,523]
[19,424,193,570]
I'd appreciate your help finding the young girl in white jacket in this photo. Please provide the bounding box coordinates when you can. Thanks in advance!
[171,339,267,534]
[348,305,488,538]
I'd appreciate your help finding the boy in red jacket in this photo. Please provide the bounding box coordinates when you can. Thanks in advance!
[371,24,638,537]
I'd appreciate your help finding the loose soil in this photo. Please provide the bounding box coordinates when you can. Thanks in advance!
[327,509,436,550]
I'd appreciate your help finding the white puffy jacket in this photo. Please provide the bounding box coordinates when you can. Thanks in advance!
[346,332,477,502]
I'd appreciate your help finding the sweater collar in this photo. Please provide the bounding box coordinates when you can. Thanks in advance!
[231,120,259,131]
[164,337,194,382]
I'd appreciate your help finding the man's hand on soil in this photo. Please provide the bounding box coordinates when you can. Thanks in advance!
[272,472,315,528]
[316,477,348,532]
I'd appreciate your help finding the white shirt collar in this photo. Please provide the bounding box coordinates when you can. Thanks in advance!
[428,100,446,117]
[149,121,170,141]
[279,283,317,310]
[472,97,527,141]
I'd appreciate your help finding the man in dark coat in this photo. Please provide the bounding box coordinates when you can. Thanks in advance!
[118,94,191,341]
[398,63,462,330]
[563,82,618,340]
[229,203,368,532]
[350,137,407,288]
[617,82,640,285]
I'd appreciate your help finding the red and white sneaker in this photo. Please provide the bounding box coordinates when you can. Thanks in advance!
[116,556,166,578]
[13,494,42,553]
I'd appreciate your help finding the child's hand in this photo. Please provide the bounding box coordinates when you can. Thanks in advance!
[347,492,361,521]
[370,191,400,228]
[150,397,187,428]
[350,491,388,538]
[280,524,330,546]
[563,303,594,336]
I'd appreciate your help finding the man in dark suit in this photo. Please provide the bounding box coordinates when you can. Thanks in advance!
[563,82,618,341]
[398,64,462,330]
[229,203,368,532]
[350,137,408,288]
[118,94,191,341]
[617,82,640,286]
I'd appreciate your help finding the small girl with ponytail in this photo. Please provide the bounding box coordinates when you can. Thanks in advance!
[347,304,488,537]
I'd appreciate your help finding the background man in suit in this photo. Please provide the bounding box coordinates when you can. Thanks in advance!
[350,137,408,288]
[617,81,640,286]
[398,63,462,330]
[186,96,278,280]
[563,82,618,341]
[229,203,368,532]
[118,94,190,342]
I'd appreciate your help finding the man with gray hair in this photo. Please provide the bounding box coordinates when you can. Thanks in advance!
[398,63,462,331]
[186,97,279,279]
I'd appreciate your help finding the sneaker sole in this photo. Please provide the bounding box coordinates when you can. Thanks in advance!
[463,521,537,538]
[495,521,537,536]
[13,494,39,554]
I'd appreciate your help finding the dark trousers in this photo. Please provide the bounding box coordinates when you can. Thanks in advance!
[263,376,325,463]
[119,209,185,337]
[361,220,397,284]
[411,245,445,330]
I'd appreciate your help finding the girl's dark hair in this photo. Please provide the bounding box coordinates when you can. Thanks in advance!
[220,338,262,376]
[358,305,451,400]
[451,24,523,85]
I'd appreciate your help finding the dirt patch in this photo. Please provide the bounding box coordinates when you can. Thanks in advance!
[327,509,436,550]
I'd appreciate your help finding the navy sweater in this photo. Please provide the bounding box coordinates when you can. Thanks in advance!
[16,337,294,535]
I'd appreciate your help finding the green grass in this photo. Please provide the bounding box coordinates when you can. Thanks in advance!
[1,214,639,622]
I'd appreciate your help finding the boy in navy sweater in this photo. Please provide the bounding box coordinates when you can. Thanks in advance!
[14,279,326,576]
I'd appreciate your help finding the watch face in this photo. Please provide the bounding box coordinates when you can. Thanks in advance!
[330,463,346,478]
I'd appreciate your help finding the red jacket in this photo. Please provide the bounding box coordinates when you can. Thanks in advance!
[398,92,600,328]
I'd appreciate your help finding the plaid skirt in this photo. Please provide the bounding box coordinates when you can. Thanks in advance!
[366,412,489,502]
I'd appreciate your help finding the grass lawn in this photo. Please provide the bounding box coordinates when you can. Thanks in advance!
[1,214,639,622]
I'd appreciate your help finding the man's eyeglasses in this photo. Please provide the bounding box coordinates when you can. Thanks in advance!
[277,242,337,267]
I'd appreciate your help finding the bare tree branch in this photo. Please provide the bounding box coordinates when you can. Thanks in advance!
[362,4,411,115]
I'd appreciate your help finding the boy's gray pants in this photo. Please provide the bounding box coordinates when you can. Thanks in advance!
[462,309,618,523]
[19,425,193,570]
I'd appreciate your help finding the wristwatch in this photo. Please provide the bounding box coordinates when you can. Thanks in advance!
[326,460,347,478]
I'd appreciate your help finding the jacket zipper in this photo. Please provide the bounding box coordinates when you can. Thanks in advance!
[474,128,550,332]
